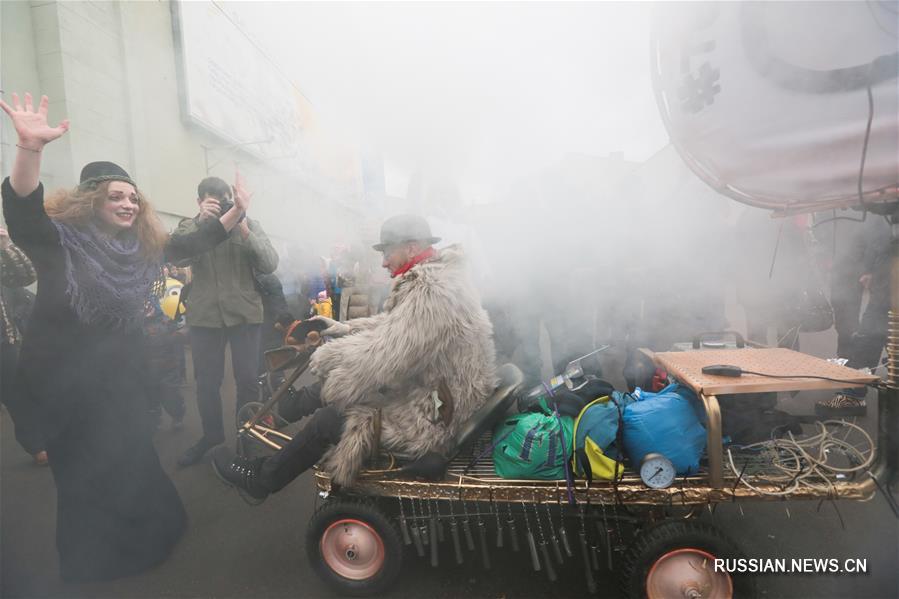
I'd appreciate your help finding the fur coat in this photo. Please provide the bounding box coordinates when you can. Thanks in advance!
[309,245,497,486]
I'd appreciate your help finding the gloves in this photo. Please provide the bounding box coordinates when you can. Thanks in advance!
[309,315,351,337]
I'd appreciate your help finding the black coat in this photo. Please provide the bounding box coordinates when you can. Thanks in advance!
[2,178,227,581]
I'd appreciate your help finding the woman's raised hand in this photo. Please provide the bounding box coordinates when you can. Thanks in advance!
[0,93,69,150]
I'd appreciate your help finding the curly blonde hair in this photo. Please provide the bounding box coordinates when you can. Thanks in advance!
[44,181,168,260]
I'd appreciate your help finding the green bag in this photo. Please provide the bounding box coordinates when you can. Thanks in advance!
[492,410,574,480]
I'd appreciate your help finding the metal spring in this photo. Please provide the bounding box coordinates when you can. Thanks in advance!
[888,311,899,388]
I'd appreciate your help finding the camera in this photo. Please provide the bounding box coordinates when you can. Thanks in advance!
[218,196,235,214]
[214,195,245,223]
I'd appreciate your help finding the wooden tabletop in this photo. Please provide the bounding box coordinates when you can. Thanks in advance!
[649,348,880,396]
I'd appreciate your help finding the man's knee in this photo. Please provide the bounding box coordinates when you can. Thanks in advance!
[310,406,344,444]
[279,382,323,422]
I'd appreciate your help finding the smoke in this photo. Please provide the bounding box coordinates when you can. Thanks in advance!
[233,4,670,313]
[227,2,865,378]
[236,2,667,191]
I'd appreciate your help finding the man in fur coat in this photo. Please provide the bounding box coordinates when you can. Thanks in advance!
[213,214,497,497]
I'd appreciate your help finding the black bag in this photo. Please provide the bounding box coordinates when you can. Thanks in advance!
[796,286,834,333]
[718,393,802,444]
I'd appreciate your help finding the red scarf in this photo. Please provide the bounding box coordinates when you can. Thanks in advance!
[391,247,437,278]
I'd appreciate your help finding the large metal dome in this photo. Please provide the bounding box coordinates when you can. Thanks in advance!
[652,2,898,213]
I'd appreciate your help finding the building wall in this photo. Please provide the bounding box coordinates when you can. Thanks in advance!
[1,0,73,192]
[1,0,366,254]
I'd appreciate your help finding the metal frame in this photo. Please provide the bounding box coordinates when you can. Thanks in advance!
[245,233,899,512]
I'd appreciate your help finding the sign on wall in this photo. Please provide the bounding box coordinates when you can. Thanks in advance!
[171,0,312,161]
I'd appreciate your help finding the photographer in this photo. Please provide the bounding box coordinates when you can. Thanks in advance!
[175,176,278,467]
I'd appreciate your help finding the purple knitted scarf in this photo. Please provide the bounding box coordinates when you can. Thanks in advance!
[53,220,162,330]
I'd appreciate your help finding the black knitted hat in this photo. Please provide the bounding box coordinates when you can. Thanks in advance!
[78,161,137,191]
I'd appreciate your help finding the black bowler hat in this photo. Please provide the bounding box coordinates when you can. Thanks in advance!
[78,161,137,191]
[372,214,441,251]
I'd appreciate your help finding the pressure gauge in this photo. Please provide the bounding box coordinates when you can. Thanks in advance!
[640,453,676,489]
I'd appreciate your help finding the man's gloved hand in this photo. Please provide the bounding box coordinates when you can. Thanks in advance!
[309,315,351,337]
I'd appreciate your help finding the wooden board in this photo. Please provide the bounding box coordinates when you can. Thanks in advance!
[651,348,880,396]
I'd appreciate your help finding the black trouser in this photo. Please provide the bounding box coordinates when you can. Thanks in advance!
[332,292,341,321]
[147,366,186,423]
[278,381,324,423]
[189,324,261,444]
[147,336,186,423]
[257,318,283,377]
[831,273,864,360]
[848,279,888,376]
[259,383,343,492]
[832,270,888,398]
[1,341,44,455]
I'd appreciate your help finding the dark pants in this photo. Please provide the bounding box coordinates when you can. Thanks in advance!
[332,292,341,321]
[1,342,44,455]
[832,271,888,398]
[257,318,283,377]
[259,383,343,492]
[832,275,864,360]
[147,367,186,424]
[147,335,186,424]
[189,324,261,444]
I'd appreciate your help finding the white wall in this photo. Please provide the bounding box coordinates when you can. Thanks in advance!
[1,0,366,254]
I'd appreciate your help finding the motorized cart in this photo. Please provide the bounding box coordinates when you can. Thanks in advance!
[236,325,898,598]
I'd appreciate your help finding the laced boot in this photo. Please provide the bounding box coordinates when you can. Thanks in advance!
[211,446,270,500]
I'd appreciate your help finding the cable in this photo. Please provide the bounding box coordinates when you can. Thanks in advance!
[867,0,899,37]
[702,364,879,387]
[857,83,874,210]
[726,420,875,497]
[810,80,876,228]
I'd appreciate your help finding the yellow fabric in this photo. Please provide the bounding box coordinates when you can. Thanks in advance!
[583,437,624,481]
[571,395,624,481]
[312,298,333,319]
[160,278,185,320]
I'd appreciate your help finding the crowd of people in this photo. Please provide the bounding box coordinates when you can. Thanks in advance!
[0,91,498,583]
[0,91,891,584]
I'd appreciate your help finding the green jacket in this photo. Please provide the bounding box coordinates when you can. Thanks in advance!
[173,217,279,328]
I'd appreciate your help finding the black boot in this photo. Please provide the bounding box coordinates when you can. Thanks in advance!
[211,446,270,500]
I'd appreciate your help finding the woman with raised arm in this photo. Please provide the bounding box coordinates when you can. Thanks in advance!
[0,92,249,581]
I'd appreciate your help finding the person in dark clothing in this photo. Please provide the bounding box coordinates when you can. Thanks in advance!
[144,296,187,429]
[0,227,46,464]
[254,271,289,375]
[0,92,246,582]
[174,176,279,467]
[816,217,890,416]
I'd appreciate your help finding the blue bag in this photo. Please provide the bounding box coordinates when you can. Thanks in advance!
[621,383,706,475]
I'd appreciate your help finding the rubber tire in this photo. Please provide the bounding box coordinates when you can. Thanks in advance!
[620,520,755,599]
[306,499,403,597]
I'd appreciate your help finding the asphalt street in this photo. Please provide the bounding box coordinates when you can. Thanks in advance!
[2,340,898,599]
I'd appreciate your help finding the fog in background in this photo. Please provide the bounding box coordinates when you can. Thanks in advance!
[209,1,891,377]
[237,2,667,197]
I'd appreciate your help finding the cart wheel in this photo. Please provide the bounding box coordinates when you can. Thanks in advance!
[306,499,402,596]
[620,520,754,599]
